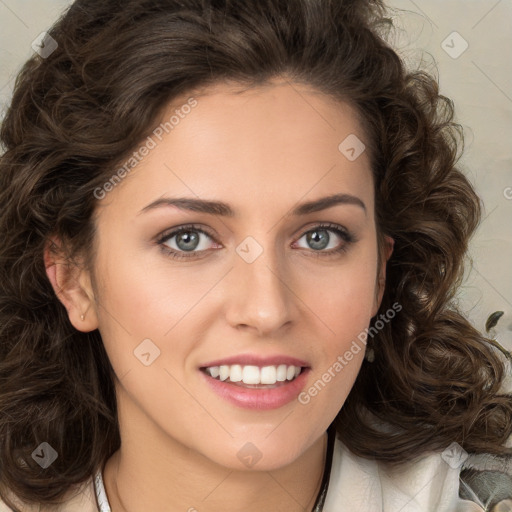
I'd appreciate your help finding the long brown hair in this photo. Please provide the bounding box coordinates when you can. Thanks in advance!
[1,0,511,507]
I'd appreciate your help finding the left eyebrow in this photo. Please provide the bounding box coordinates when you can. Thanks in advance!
[292,193,367,216]
[138,193,367,217]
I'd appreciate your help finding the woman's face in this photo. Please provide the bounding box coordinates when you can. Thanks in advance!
[84,79,390,470]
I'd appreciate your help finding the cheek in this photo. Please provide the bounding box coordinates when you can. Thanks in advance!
[96,243,212,337]
[92,249,204,425]
[307,268,373,364]
[295,252,377,411]
[92,241,223,390]
[296,276,372,426]
[304,252,379,340]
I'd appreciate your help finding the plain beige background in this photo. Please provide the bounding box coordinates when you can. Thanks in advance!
[0,0,511,350]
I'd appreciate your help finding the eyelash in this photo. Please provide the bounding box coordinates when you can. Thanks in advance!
[156,223,357,260]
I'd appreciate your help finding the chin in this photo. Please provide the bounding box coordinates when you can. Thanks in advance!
[199,434,310,472]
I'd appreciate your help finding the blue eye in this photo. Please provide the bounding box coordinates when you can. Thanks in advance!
[294,224,354,254]
[157,223,356,260]
[157,224,218,260]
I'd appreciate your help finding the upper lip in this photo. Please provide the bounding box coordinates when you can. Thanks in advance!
[200,354,310,368]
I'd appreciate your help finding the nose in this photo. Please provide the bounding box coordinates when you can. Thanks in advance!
[223,240,297,337]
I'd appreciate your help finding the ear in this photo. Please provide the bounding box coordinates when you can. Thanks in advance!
[44,236,99,332]
[371,235,394,317]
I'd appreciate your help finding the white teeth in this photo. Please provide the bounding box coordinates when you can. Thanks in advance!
[219,365,229,381]
[242,365,260,384]
[230,364,242,382]
[260,366,277,385]
[276,364,287,381]
[205,364,303,385]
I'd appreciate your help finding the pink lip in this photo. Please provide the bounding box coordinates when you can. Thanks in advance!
[200,354,310,368]
[200,368,311,410]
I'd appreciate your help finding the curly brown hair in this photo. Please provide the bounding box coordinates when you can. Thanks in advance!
[1,0,511,508]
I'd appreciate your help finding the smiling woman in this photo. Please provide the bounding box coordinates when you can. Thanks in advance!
[0,1,511,512]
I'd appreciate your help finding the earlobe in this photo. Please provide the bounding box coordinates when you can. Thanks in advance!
[372,235,395,317]
[384,236,394,262]
[44,237,99,332]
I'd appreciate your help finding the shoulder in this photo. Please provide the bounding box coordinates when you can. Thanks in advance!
[459,452,512,511]
[0,477,97,512]
[324,433,512,512]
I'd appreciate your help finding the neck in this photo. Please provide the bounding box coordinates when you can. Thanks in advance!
[103,388,329,512]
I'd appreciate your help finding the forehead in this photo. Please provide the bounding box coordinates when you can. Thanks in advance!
[95,80,374,221]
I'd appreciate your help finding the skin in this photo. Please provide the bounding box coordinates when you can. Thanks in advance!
[45,78,393,512]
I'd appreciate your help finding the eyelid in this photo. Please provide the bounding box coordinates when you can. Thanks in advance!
[156,224,220,254]
[294,221,353,240]
[156,224,217,244]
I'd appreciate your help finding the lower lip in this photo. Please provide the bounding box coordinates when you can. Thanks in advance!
[200,369,310,410]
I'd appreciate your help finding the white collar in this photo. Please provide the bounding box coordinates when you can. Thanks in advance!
[94,467,111,512]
